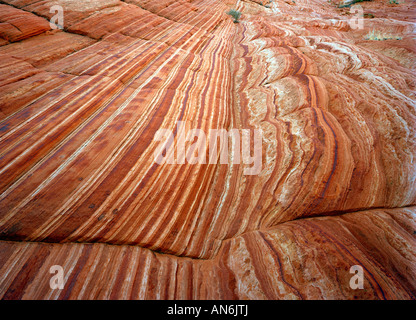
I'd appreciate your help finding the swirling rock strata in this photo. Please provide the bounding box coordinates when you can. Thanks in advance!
[0,0,415,299]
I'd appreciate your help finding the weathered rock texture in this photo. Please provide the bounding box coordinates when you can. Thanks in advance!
[0,0,415,299]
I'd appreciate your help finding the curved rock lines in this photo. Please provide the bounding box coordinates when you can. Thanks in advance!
[228,0,416,229]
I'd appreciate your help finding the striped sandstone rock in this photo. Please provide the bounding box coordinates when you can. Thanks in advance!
[0,0,414,299]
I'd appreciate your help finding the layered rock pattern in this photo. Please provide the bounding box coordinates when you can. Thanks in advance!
[1,207,415,299]
[0,0,415,299]
[0,4,51,43]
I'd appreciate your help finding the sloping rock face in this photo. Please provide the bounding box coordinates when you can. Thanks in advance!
[0,0,415,299]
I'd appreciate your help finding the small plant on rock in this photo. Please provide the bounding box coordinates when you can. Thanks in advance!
[364,29,403,40]
[227,9,242,23]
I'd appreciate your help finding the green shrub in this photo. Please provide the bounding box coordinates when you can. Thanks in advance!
[364,29,403,40]
[227,9,242,23]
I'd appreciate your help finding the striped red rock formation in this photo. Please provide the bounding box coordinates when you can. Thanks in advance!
[0,4,51,43]
[1,207,414,299]
[0,0,415,299]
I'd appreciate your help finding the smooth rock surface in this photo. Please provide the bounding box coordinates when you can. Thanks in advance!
[0,0,415,299]
[0,4,51,43]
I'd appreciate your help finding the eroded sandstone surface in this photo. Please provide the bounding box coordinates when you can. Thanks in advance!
[0,0,415,299]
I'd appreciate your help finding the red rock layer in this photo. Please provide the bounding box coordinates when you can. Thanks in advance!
[0,0,236,259]
[0,4,51,43]
[0,207,414,299]
[0,0,415,299]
